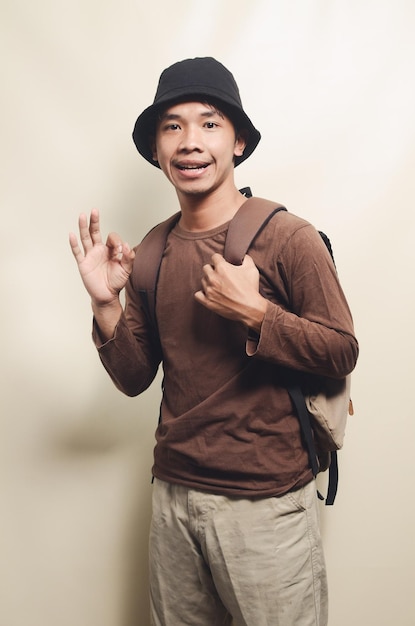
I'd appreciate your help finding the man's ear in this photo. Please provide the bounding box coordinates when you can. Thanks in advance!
[234,129,248,158]
[150,137,158,162]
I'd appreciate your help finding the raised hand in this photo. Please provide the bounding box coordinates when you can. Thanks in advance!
[194,253,267,332]
[69,209,135,306]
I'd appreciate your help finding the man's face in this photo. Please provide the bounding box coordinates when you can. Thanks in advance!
[152,101,246,199]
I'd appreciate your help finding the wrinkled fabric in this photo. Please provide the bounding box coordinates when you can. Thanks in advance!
[95,210,358,496]
[150,478,328,626]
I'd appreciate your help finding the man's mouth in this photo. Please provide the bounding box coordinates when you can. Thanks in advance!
[176,162,209,171]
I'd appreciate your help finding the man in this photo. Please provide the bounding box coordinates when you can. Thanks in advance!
[70,57,358,626]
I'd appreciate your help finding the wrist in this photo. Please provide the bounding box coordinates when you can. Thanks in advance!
[91,298,123,345]
[91,297,122,327]
[244,295,267,333]
[91,296,121,314]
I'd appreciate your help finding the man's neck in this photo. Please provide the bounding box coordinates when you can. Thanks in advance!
[177,186,246,232]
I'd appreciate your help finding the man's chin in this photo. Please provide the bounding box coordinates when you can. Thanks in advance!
[177,184,213,198]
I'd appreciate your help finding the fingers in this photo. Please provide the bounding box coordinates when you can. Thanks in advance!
[106,232,124,261]
[207,253,255,269]
[74,209,102,256]
[107,236,136,272]
[69,231,84,263]
[210,252,225,268]
[201,253,254,279]
[200,253,223,283]
[69,210,99,262]
[106,234,135,274]
[198,253,259,304]
[88,208,103,244]
[69,207,135,261]
[194,289,206,306]
[119,241,136,272]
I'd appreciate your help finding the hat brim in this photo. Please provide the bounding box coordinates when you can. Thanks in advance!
[132,95,261,168]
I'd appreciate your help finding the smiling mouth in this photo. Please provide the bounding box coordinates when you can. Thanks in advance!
[176,163,209,171]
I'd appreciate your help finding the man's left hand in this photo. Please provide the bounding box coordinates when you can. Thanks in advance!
[194,253,267,332]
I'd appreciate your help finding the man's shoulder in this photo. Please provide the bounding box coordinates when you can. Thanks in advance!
[248,204,324,265]
[264,206,314,240]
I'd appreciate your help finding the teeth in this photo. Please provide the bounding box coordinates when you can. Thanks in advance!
[179,164,207,170]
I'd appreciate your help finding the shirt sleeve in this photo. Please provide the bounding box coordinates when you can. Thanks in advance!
[92,277,162,397]
[247,219,358,378]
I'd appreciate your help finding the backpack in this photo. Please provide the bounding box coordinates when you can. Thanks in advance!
[131,191,353,505]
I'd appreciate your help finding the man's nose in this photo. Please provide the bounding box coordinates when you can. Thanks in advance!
[178,125,203,152]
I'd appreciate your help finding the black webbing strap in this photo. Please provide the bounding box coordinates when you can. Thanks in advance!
[288,385,339,505]
[287,385,320,477]
[326,451,338,506]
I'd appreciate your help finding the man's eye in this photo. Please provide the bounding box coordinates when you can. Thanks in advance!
[164,123,180,131]
[205,122,218,129]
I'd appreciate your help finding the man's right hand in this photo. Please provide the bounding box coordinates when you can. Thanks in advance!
[69,209,135,306]
[69,209,135,342]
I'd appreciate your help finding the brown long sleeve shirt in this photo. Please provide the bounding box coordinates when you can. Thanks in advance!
[95,209,358,497]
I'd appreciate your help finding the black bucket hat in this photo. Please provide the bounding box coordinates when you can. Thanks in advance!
[132,57,261,168]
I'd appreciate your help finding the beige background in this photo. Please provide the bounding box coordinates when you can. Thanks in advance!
[1,1,414,624]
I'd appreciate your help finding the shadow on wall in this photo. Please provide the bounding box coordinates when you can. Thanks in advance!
[6,358,161,626]
[47,380,158,626]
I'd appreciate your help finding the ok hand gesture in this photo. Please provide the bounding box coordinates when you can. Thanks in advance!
[69,209,135,307]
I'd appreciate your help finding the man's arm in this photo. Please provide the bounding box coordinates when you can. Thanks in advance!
[194,224,358,379]
[70,210,162,396]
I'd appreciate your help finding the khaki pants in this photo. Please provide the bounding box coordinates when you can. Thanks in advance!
[149,478,328,626]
